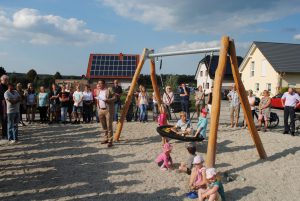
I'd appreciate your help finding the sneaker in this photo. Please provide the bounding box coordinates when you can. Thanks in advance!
[10,140,16,144]
[107,142,113,147]
[291,132,295,136]
[283,131,289,134]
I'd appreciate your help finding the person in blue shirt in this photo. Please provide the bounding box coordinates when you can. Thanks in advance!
[179,83,190,119]
[193,108,208,141]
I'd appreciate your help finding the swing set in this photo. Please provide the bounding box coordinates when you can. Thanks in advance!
[114,36,267,168]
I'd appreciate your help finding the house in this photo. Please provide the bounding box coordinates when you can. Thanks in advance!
[195,55,243,94]
[86,53,139,89]
[239,42,300,96]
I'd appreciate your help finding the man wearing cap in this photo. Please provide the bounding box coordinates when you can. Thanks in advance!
[281,87,300,136]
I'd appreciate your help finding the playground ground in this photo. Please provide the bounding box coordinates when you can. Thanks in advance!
[0,105,300,201]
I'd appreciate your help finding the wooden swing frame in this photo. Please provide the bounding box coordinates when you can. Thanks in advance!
[113,36,267,168]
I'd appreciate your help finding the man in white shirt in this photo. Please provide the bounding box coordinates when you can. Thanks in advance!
[97,80,116,147]
[227,84,240,127]
[281,87,300,136]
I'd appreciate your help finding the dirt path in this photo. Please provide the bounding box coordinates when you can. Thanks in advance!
[0,119,299,201]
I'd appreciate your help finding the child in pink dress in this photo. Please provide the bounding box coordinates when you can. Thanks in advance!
[189,155,207,195]
[155,142,173,171]
[158,104,168,126]
[158,105,169,144]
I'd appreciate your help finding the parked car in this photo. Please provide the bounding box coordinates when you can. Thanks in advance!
[271,93,300,111]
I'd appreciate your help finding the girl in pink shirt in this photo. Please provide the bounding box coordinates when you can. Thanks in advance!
[155,143,173,171]
[189,155,207,195]
[158,104,168,126]
[158,105,169,144]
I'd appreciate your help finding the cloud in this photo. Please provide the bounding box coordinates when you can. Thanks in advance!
[294,34,300,40]
[0,8,114,45]
[160,40,251,55]
[99,0,300,34]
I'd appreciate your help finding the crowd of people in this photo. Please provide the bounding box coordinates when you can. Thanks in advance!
[1,72,299,148]
[1,72,299,201]
[0,76,123,147]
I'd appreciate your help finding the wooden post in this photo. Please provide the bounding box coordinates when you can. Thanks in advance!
[228,40,267,159]
[114,48,148,141]
[206,36,230,168]
[150,58,163,109]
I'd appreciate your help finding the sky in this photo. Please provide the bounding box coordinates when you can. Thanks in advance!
[1,0,300,76]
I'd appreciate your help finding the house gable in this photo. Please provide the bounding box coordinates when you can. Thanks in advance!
[240,44,279,96]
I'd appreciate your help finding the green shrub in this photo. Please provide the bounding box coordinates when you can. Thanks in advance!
[279,87,288,94]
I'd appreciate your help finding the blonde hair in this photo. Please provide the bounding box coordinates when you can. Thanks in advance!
[263,90,269,96]
[179,111,187,117]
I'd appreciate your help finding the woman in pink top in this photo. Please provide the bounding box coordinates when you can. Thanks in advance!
[155,142,173,171]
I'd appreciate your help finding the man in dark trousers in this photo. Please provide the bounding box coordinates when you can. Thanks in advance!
[281,87,300,136]
[179,83,190,119]
[112,80,123,122]
[0,75,8,139]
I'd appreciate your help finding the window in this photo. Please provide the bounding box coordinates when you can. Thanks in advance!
[200,71,203,77]
[255,83,259,91]
[205,83,209,89]
[261,60,267,77]
[250,61,255,77]
[266,83,271,92]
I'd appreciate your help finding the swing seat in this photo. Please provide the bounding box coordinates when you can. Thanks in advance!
[157,125,204,142]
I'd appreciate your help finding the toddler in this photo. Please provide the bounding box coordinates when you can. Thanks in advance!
[199,168,226,201]
[171,111,192,136]
[178,142,196,175]
[155,143,173,171]
[193,108,208,141]
[189,155,207,195]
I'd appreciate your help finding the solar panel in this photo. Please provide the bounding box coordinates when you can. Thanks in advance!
[86,53,139,79]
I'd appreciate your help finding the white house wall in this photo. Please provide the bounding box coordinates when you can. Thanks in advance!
[195,63,234,93]
[196,63,213,93]
[240,47,279,97]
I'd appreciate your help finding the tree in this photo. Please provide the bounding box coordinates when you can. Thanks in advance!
[165,75,179,92]
[43,76,54,88]
[9,72,17,84]
[26,69,37,83]
[0,66,6,77]
[53,72,62,80]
